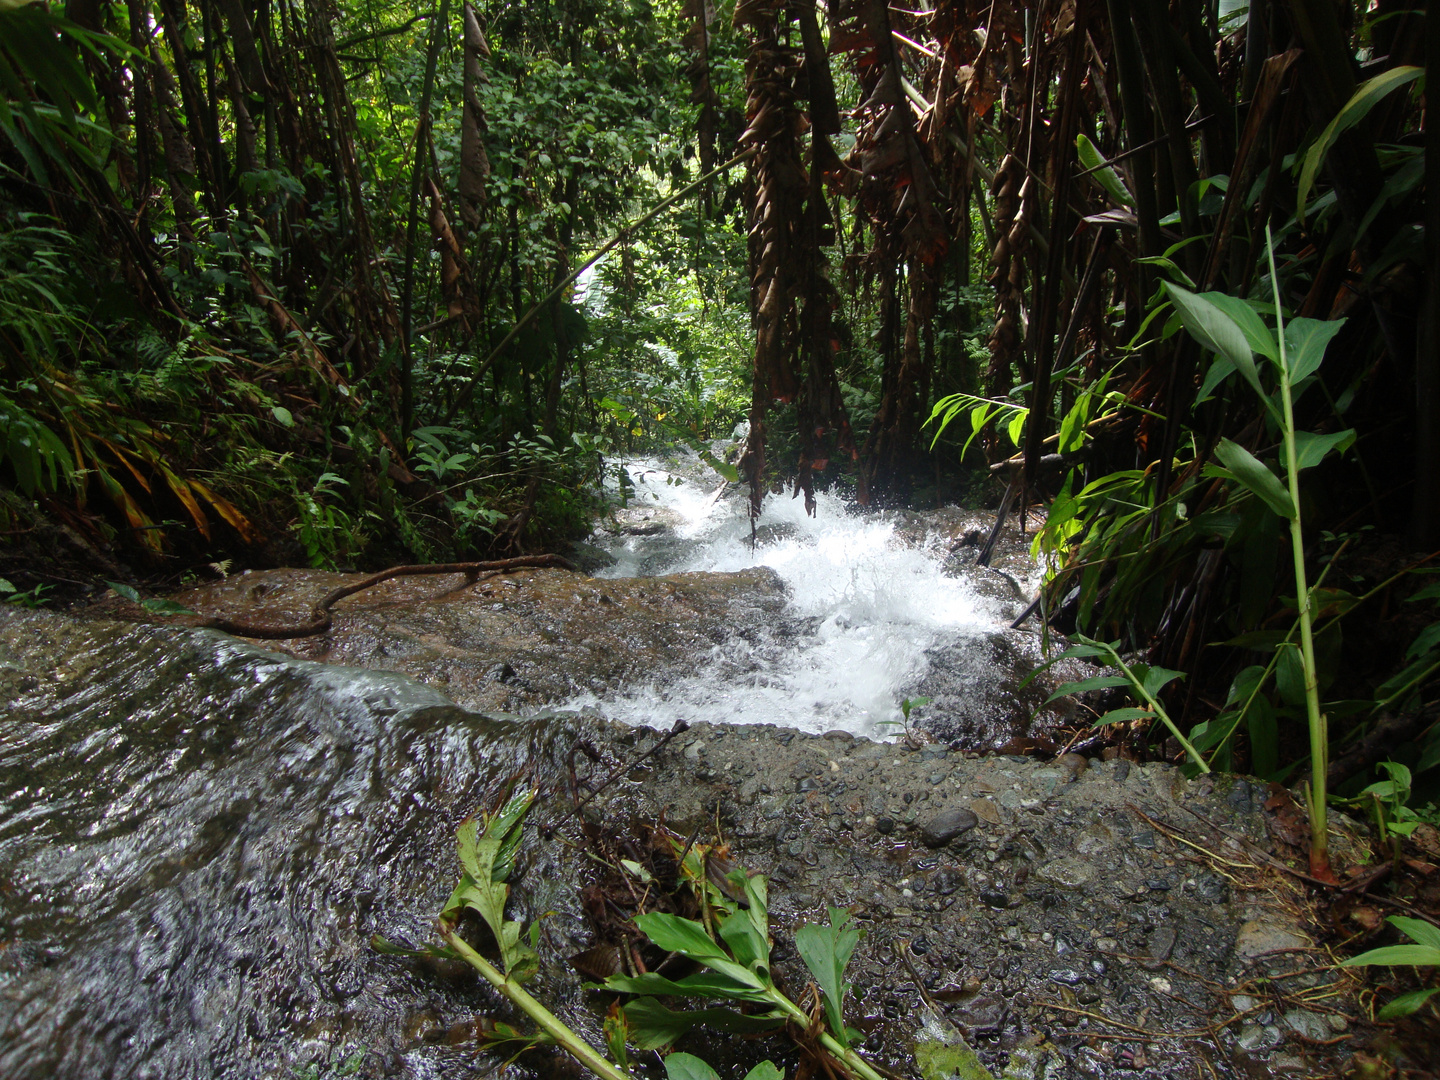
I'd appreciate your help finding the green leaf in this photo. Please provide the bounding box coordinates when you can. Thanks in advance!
[1291,429,1355,470]
[1340,944,1440,967]
[1214,439,1296,519]
[622,999,784,1051]
[1166,285,1268,408]
[107,580,141,602]
[1141,665,1186,697]
[1298,66,1424,223]
[795,907,859,1045]
[742,1063,785,1080]
[1377,987,1440,1019]
[1093,706,1154,726]
[451,790,539,979]
[663,1053,722,1080]
[1206,292,1279,362]
[1284,318,1346,382]
[600,971,772,1003]
[1076,133,1135,207]
[1044,675,1130,702]
[632,913,765,989]
[1389,915,1440,952]
[1274,642,1308,707]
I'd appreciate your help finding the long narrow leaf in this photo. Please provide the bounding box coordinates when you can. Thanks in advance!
[1298,66,1424,221]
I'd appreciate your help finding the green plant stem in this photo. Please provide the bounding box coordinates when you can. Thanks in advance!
[757,987,886,1080]
[442,928,631,1080]
[1268,226,1331,879]
[1095,640,1210,772]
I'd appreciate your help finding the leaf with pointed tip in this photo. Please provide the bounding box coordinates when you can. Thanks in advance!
[1298,67,1423,223]
[1076,133,1135,207]
[1291,429,1355,471]
[1093,707,1154,727]
[1284,318,1346,383]
[622,998,784,1051]
[1167,285,1271,415]
[795,907,859,1045]
[1214,439,1295,519]
[663,1053,722,1080]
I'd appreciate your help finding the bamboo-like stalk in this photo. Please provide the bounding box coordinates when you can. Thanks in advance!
[1266,226,1333,882]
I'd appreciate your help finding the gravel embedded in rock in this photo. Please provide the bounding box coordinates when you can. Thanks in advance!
[919,807,979,847]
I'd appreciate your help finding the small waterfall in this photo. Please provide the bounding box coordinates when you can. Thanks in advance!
[562,454,1033,739]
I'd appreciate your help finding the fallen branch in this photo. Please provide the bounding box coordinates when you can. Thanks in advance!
[193,555,577,639]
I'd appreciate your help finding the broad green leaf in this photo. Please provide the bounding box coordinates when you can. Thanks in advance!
[1006,408,1026,446]
[1093,706,1153,726]
[1076,134,1135,207]
[743,1063,785,1080]
[1298,66,1424,222]
[1247,696,1278,777]
[718,906,769,974]
[1206,293,1279,361]
[107,580,141,602]
[1141,665,1186,697]
[623,999,784,1051]
[1291,429,1355,471]
[1405,623,1440,660]
[1214,439,1296,519]
[1196,356,1237,404]
[1284,318,1346,382]
[451,791,538,979]
[663,1053,722,1080]
[1044,675,1130,702]
[1167,286,1275,418]
[1389,915,1440,952]
[600,971,772,1003]
[1274,642,1308,707]
[795,907,859,1045]
[1378,987,1440,1019]
[1340,944,1440,967]
[632,913,764,989]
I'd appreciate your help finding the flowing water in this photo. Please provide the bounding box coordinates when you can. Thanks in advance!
[0,457,1044,1079]
[0,613,612,1079]
[565,454,1037,740]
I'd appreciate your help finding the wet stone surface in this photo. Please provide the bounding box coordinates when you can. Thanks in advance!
[159,565,791,714]
[0,609,1363,1079]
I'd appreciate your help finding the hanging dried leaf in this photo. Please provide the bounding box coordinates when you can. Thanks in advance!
[458,2,491,229]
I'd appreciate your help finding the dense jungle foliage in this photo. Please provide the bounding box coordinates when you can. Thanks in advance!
[3,0,1440,858]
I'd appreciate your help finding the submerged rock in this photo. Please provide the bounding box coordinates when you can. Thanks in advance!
[160,564,788,713]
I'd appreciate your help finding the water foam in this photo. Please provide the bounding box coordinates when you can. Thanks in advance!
[563,456,1011,738]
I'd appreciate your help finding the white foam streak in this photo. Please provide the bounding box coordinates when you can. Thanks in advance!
[568,457,1006,737]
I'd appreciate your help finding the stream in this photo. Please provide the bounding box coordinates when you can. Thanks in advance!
[0,464,1337,1079]
[566,454,1041,740]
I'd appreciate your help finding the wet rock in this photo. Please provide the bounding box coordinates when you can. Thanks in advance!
[1283,1009,1331,1041]
[1237,1023,1284,1051]
[1036,857,1094,889]
[1146,926,1177,967]
[1235,920,1311,959]
[953,995,1006,1033]
[875,817,896,835]
[921,807,979,847]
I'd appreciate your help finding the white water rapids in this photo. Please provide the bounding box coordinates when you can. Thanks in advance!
[563,454,1039,740]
